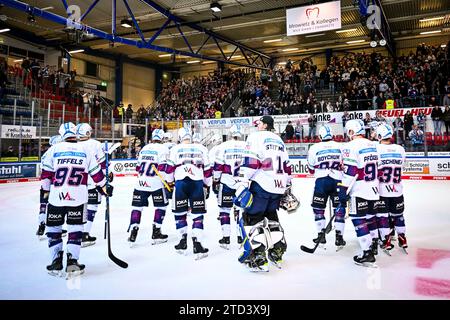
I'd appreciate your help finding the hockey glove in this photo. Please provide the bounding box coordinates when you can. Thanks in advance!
[234,185,253,209]
[107,172,114,183]
[337,183,349,206]
[212,179,220,195]
[97,184,114,197]
[204,185,210,199]
[40,188,50,204]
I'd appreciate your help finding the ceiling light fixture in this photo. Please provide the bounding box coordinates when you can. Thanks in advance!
[68,49,85,54]
[305,33,325,38]
[419,30,441,35]
[41,6,54,11]
[264,38,282,43]
[346,40,365,44]
[14,59,23,63]
[158,54,172,57]
[210,2,222,13]
[336,28,357,33]
[282,48,299,52]
[0,28,10,33]
[419,16,444,22]
[121,18,133,28]
[186,60,200,64]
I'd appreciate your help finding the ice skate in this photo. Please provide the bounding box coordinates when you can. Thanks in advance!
[66,253,85,279]
[174,234,188,255]
[36,223,46,240]
[46,251,64,277]
[246,249,269,272]
[398,233,408,254]
[151,225,168,245]
[128,226,139,248]
[370,238,379,256]
[353,250,377,268]
[380,235,394,256]
[335,230,346,252]
[81,232,96,248]
[218,236,230,250]
[192,237,208,260]
[268,248,283,269]
[312,230,326,250]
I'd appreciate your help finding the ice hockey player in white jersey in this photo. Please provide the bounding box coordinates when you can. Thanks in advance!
[163,132,176,150]
[213,124,247,248]
[127,128,171,246]
[235,116,291,271]
[339,119,380,267]
[36,135,63,239]
[76,123,107,247]
[208,134,222,167]
[307,125,345,250]
[375,123,408,254]
[166,127,212,259]
[41,122,112,277]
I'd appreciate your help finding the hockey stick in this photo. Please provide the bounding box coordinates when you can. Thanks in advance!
[325,199,334,234]
[300,176,357,254]
[151,164,171,192]
[104,141,128,269]
[107,142,121,155]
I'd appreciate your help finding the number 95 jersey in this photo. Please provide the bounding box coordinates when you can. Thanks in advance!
[307,140,342,180]
[376,143,406,197]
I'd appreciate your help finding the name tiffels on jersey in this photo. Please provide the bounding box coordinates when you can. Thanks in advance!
[57,158,84,165]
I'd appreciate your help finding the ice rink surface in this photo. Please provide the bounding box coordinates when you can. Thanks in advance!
[0,177,449,300]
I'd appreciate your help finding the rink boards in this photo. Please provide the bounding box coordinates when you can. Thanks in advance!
[1,155,449,183]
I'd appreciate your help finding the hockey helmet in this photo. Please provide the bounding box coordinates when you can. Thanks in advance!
[376,123,393,140]
[229,124,242,138]
[76,123,93,139]
[152,128,165,141]
[280,186,300,213]
[192,132,203,143]
[178,127,192,142]
[163,132,173,142]
[58,122,77,140]
[318,125,333,141]
[345,119,365,138]
[49,135,62,146]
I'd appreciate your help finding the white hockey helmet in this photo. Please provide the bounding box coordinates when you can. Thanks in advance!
[58,122,77,140]
[318,125,333,141]
[163,132,173,142]
[76,123,93,139]
[376,123,393,140]
[178,127,192,142]
[345,119,365,138]
[229,124,242,138]
[152,128,165,141]
[192,132,202,143]
[49,135,62,146]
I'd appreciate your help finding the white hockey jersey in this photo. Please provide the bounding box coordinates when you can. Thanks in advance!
[78,139,106,189]
[307,140,343,180]
[41,142,106,206]
[135,143,170,192]
[341,138,379,200]
[377,143,406,197]
[166,143,212,186]
[240,131,291,195]
[213,139,247,189]
[209,144,221,166]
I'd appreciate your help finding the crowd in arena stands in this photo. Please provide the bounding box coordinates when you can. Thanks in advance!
[139,69,244,121]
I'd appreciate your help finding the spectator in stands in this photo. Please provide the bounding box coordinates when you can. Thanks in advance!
[126,104,133,120]
[383,95,396,109]
[416,110,426,132]
[342,111,350,138]
[409,124,424,151]
[431,105,443,135]
[82,91,90,117]
[404,110,414,139]
[215,109,222,118]
[294,122,303,141]
[364,112,372,139]
[393,116,405,145]
[284,121,294,141]
[443,106,450,135]
[308,113,317,139]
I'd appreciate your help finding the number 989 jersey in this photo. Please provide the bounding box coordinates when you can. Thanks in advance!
[376,143,406,197]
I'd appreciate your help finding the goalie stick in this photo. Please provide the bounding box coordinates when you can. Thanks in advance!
[104,141,128,269]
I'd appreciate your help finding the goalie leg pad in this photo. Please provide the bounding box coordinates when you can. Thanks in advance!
[238,218,269,264]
